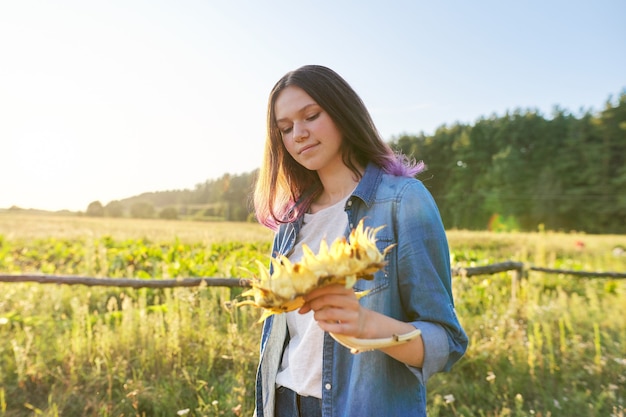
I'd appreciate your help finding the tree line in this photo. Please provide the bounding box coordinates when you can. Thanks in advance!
[86,171,256,222]
[86,91,625,234]
[392,91,625,233]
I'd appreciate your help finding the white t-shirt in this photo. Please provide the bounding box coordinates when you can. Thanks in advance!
[275,195,350,398]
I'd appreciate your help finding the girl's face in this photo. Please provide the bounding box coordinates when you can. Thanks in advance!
[274,86,344,174]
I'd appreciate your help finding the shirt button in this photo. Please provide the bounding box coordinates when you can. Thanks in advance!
[347,200,352,206]
[325,383,332,390]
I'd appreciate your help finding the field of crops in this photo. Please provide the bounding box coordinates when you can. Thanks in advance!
[0,212,625,416]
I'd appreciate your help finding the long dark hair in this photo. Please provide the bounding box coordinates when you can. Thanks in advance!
[254,65,423,230]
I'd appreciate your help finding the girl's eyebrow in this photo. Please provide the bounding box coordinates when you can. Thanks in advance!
[276,103,319,124]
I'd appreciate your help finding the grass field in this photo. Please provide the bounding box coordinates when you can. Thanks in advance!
[0,212,625,416]
[0,212,274,243]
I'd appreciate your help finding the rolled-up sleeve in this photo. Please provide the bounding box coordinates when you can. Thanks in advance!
[395,180,469,381]
[408,321,449,384]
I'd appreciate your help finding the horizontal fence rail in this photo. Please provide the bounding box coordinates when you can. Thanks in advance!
[451,261,524,277]
[0,262,624,288]
[526,266,626,279]
[0,275,252,288]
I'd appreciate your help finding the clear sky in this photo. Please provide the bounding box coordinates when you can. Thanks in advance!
[1,0,624,212]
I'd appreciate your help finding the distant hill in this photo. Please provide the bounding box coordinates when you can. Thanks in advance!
[1,206,78,217]
[91,170,259,222]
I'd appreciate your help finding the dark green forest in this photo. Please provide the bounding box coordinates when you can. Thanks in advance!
[83,91,625,234]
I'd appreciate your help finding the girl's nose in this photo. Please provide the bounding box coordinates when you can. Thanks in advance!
[293,122,308,142]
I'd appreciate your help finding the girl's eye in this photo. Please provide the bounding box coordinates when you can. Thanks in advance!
[306,113,320,121]
[280,126,293,134]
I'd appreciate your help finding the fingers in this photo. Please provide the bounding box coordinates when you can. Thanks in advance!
[313,305,370,338]
[317,318,349,334]
[298,284,364,335]
[300,284,357,314]
[299,293,354,315]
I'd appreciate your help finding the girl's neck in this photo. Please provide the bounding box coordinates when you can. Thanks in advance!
[310,163,362,214]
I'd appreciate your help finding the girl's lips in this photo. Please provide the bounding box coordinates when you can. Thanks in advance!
[298,143,318,155]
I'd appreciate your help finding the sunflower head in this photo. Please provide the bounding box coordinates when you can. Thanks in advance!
[236,219,391,321]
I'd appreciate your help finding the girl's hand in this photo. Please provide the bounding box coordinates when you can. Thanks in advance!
[301,285,425,367]
[299,284,368,337]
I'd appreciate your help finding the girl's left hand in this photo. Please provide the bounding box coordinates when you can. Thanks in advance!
[299,284,368,337]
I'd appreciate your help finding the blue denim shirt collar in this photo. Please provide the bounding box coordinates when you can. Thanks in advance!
[351,162,383,208]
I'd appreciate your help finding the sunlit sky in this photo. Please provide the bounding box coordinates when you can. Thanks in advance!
[1,1,624,211]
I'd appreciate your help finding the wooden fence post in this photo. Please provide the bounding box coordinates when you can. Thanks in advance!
[510,265,523,302]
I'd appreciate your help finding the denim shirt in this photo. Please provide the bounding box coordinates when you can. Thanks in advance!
[254,163,468,417]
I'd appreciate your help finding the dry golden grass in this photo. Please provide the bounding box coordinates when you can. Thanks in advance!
[0,212,273,243]
[2,211,625,271]
[447,228,626,255]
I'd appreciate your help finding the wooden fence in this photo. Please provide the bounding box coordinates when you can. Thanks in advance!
[0,261,624,289]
